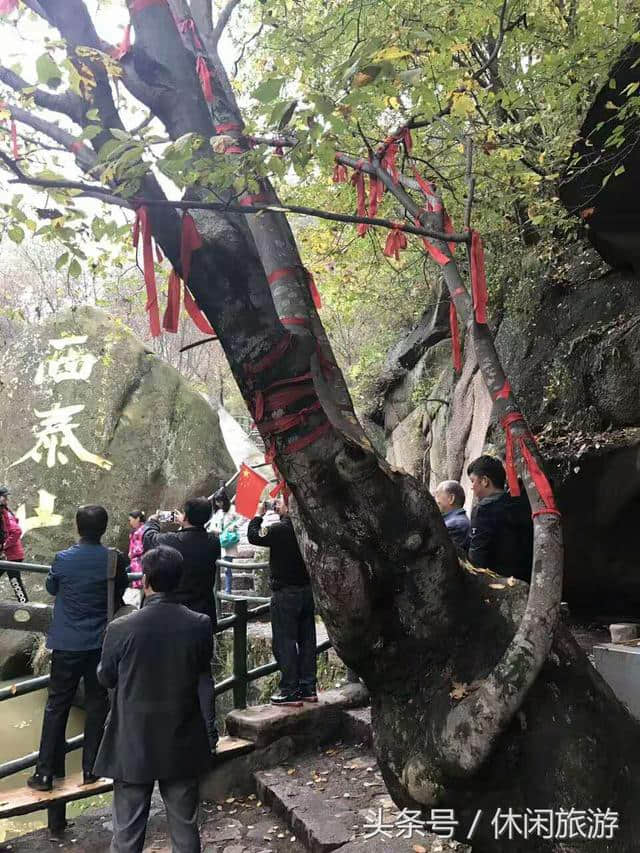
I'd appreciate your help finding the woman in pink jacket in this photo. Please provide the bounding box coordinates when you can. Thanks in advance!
[127,510,146,588]
[0,486,28,603]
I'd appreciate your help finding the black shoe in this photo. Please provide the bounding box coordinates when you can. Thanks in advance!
[270,692,303,707]
[27,772,53,792]
[82,771,99,785]
[300,690,318,703]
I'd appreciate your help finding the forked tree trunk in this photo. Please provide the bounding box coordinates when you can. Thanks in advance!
[13,2,640,850]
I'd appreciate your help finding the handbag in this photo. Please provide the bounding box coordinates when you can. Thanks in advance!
[219,526,240,549]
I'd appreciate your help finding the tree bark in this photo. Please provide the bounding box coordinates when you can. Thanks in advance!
[7,3,640,850]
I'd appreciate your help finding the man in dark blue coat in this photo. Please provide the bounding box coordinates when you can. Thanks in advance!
[94,545,212,853]
[434,480,470,551]
[27,505,128,791]
[467,455,533,581]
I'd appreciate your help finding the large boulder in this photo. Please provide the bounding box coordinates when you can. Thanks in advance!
[0,305,234,574]
[373,242,640,618]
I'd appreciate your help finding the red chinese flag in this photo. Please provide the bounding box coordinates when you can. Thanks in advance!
[234,463,269,519]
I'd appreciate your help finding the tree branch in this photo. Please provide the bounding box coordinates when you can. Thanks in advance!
[0,157,468,243]
[0,65,86,126]
[211,0,242,47]
[3,102,96,171]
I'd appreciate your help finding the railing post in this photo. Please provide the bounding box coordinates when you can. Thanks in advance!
[232,598,248,710]
[214,559,221,623]
[48,803,66,837]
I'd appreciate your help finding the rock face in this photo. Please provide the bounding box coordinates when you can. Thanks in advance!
[0,305,234,573]
[372,244,640,617]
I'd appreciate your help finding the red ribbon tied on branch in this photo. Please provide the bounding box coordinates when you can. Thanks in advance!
[162,213,215,335]
[332,161,348,183]
[400,126,413,154]
[470,229,488,324]
[132,206,161,338]
[500,412,524,497]
[381,140,399,183]
[383,224,408,261]
[351,170,368,237]
[196,55,214,103]
[368,174,384,218]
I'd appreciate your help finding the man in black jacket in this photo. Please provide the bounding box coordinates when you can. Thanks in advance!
[143,497,220,750]
[248,497,316,706]
[467,455,533,582]
[95,545,211,853]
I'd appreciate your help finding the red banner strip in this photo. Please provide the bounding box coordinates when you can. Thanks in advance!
[333,163,348,183]
[196,55,214,103]
[449,302,462,373]
[162,269,181,333]
[422,237,451,266]
[215,122,242,134]
[178,17,202,49]
[518,436,560,515]
[180,212,203,286]
[500,412,524,497]
[183,287,215,335]
[470,230,488,324]
[240,193,270,206]
[132,206,161,338]
[283,420,331,456]
[383,224,408,261]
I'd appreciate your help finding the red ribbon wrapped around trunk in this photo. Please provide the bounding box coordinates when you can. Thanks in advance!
[132,206,161,338]
[196,55,214,103]
[449,301,462,373]
[305,268,322,309]
[470,229,488,324]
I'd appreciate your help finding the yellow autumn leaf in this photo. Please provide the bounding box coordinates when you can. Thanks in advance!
[372,47,412,62]
[451,91,475,117]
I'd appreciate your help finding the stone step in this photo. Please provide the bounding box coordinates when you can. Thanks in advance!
[254,763,470,853]
[226,684,369,749]
[340,707,372,746]
[254,767,353,853]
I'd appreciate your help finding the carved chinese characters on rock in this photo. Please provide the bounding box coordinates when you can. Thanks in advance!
[11,335,111,472]
[10,335,112,540]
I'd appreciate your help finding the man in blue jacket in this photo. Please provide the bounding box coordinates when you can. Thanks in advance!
[434,480,470,551]
[27,505,128,792]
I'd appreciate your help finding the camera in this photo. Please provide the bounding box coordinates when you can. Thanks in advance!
[157,510,176,523]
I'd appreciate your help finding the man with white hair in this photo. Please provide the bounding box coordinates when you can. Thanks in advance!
[434,480,470,551]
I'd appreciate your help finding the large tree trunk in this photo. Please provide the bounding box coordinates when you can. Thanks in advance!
[11,2,640,850]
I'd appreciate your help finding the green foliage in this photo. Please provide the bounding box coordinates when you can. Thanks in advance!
[0,0,638,402]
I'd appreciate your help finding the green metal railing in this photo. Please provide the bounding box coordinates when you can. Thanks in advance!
[0,557,333,829]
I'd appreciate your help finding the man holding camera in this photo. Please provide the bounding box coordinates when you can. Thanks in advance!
[248,497,317,706]
[143,497,220,752]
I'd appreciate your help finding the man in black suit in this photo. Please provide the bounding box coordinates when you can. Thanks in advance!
[143,497,220,751]
[94,545,212,853]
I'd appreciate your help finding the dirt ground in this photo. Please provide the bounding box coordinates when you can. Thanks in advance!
[0,792,307,853]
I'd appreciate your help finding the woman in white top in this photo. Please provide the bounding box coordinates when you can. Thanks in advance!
[210,488,242,593]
